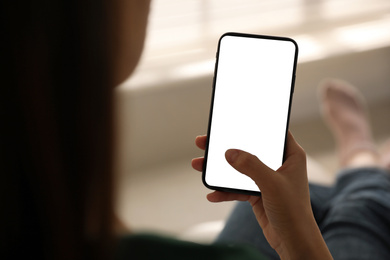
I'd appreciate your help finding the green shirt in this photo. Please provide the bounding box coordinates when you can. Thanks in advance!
[116,233,267,260]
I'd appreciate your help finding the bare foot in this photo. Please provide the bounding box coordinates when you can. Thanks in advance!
[319,79,378,167]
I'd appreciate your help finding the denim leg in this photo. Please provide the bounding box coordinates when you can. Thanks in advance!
[319,168,390,259]
[309,183,332,223]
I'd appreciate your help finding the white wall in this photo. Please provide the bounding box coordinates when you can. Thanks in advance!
[115,46,390,174]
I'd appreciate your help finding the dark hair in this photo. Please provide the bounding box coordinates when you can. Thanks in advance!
[1,1,116,259]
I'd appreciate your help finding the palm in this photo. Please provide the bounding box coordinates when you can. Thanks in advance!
[193,134,333,260]
[206,190,283,251]
[249,196,282,251]
[193,134,283,250]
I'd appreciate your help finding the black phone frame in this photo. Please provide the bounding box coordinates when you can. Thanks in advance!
[202,32,299,197]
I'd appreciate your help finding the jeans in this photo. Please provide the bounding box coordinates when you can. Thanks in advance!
[215,168,390,260]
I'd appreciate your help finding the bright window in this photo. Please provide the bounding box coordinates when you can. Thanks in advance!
[123,0,390,89]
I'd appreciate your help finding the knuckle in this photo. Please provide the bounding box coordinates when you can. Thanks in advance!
[296,145,307,162]
[235,152,257,171]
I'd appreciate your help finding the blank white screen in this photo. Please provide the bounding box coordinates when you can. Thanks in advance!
[205,34,297,192]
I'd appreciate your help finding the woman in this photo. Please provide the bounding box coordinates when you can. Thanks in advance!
[1,1,268,258]
[2,0,150,259]
[3,0,379,259]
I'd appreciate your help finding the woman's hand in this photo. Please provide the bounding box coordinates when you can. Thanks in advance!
[191,132,333,260]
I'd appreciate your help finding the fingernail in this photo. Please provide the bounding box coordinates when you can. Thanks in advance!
[226,149,239,164]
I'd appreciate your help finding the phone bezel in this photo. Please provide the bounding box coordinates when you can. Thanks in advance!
[202,32,299,196]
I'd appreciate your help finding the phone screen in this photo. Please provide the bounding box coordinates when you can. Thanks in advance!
[203,33,298,195]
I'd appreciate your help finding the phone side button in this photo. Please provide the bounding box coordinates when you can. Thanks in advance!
[292,75,296,93]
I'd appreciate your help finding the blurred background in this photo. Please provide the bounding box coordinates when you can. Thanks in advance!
[115,0,390,242]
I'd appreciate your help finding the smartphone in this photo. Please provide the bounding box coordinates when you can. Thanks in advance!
[202,32,298,196]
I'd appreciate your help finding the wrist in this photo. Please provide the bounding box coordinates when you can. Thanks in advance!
[278,241,332,260]
[277,212,333,260]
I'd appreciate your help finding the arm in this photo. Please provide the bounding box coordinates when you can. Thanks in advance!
[192,132,333,260]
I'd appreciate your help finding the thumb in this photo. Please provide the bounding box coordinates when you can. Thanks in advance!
[225,149,275,191]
